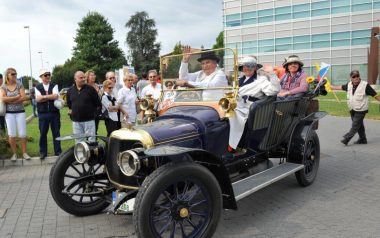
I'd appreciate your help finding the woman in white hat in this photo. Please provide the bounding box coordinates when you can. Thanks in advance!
[277,55,308,99]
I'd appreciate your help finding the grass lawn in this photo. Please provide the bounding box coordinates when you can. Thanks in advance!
[318,91,380,120]
[23,105,107,157]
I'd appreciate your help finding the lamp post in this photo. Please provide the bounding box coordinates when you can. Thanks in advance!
[38,51,44,68]
[45,61,50,70]
[23,26,32,89]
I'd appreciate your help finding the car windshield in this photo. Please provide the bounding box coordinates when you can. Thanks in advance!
[159,48,237,110]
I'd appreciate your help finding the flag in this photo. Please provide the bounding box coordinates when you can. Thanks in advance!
[317,62,331,81]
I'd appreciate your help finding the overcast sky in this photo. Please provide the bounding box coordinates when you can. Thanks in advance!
[0,0,223,79]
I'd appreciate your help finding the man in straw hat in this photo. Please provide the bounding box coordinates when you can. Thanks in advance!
[331,70,380,145]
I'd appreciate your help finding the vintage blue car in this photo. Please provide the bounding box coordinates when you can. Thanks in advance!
[49,49,327,238]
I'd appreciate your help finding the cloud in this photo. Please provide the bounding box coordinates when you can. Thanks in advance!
[0,0,223,80]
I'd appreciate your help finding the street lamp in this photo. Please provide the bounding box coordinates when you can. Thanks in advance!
[38,51,44,68]
[45,61,50,70]
[23,26,32,89]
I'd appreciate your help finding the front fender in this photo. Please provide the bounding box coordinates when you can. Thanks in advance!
[145,145,237,210]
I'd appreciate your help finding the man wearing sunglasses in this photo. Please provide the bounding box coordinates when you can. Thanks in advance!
[35,69,61,159]
[331,70,380,145]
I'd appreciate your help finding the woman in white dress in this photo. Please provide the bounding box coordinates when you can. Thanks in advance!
[117,74,138,125]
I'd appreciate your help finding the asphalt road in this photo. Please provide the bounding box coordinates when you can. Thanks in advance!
[0,115,379,238]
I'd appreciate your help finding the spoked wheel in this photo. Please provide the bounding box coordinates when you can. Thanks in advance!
[49,147,111,216]
[133,162,222,238]
[295,130,320,186]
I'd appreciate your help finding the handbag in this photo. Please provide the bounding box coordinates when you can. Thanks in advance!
[98,109,109,120]
[0,100,6,116]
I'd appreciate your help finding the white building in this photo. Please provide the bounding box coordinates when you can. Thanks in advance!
[223,0,380,84]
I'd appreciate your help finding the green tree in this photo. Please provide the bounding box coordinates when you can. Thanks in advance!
[20,76,38,89]
[125,11,161,75]
[51,58,86,89]
[212,31,225,67]
[73,12,126,82]
[162,42,183,79]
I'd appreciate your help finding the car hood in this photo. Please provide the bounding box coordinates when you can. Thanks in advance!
[138,105,220,145]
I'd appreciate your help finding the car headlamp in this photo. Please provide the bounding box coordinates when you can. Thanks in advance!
[118,150,141,176]
[74,142,91,163]
[140,94,154,113]
[218,92,236,118]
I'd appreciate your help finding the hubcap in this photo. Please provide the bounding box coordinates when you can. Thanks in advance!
[179,207,189,218]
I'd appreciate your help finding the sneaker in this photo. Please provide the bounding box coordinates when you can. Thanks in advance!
[10,154,17,161]
[23,153,31,160]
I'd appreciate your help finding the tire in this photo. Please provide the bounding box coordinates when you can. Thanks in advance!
[295,130,320,187]
[49,147,110,216]
[133,162,222,238]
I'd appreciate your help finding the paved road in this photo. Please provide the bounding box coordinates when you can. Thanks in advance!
[0,115,380,238]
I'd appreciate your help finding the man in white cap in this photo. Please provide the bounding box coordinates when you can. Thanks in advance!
[227,57,280,155]
[35,69,61,159]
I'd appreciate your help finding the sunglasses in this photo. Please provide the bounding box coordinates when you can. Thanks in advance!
[43,74,51,77]
[351,75,359,78]
[10,73,17,76]
[108,87,114,89]
[109,77,116,79]
[149,75,157,78]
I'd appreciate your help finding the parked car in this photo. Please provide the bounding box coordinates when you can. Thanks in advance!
[49,49,328,238]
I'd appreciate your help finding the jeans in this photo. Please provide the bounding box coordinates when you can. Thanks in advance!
[39,112,61,156]
[72,120,96,143]
[32,99,37,116]
[343,110,366,141]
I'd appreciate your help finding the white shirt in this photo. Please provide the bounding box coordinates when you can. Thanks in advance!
[101,92,119,122]
[141,83,162,100]
[35,83,59,96]
[112,82,123,98]
[117,87,137,123]
[178,62,228,88]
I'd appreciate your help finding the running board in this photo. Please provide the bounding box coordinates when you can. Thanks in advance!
[233,163,304,201]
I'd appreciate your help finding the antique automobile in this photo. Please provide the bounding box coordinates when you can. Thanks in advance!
[49,49,327,238]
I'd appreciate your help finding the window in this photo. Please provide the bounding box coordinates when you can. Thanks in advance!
[311,8,330,17]
[258,9,273,17]
[311,1,330,10]
[332,6,350,14]
[258,46,274,53]
[242,19,257,25]
[352,29,370,38]
[276,37,292,45]
[312,41,330,48]
[226,14,240,21]
[312,33,330,41]
[259,38,274,47]
[294,35,310,43]
[275,6,291,14]
[226,21,241,27]
[242,11,257,19]
[293,42,310,50]
[332,31,350,40]
[332,39,350,47]
[352,0,371,4]
[352,3,372,11]
[331,65,350,85]
[351,38,370,45]
[243,47,257,54]
[275,13,291,21]
[332,0,350,7]
[258,16,273,23]
[275,44,292,52]
[243,41,257,48]
[293,3,310,12]
[375,2,380,9]
[293,11,310,19]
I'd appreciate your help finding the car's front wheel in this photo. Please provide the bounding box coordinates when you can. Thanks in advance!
[49,147,111,216]
[133,162,222,238]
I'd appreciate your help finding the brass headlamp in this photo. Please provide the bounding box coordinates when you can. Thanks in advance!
[218,92,236,118]
[140,94,155,123]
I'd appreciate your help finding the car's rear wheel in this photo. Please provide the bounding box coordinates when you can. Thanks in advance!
[295,130,320,186]
[133,162,222,238]
[49,147,111,216]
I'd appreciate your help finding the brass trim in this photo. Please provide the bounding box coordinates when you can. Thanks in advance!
[155,133,200,146]
[106,168,139,190]
[275,110,283,116]
[180,208,189,218]
[110,128,155,149]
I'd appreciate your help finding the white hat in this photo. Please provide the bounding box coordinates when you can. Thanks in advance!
[54,99,64,109]
[238,56,257,70]
[39,69,50,77]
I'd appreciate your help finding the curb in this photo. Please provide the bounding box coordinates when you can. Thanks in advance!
[0,156,58,168]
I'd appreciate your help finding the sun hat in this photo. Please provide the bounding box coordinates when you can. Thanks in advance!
[282,55,304,67]
[39,69,51,77]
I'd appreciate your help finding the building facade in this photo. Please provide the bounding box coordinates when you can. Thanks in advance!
[223,0,380,84]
